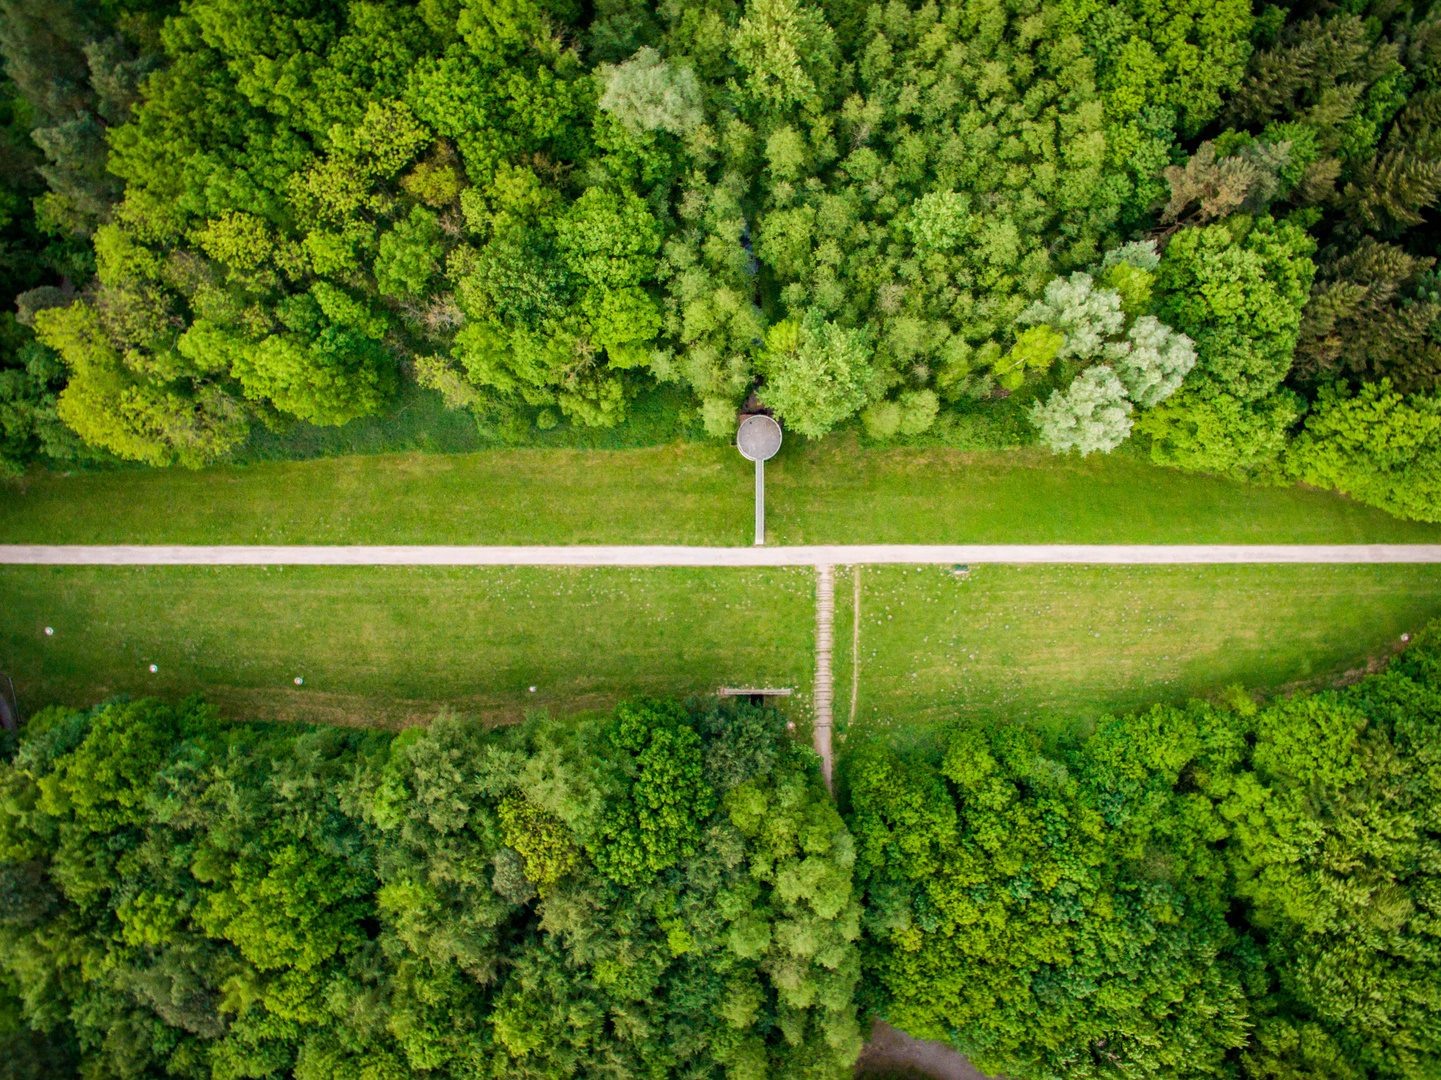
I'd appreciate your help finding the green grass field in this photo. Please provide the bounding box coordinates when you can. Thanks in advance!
[4,564,1437,739]
[4,439,1439,545]
[831,564,1441,739]
[0,566,815,728]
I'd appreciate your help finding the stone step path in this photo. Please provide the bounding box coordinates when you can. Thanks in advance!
[814,564,835,792]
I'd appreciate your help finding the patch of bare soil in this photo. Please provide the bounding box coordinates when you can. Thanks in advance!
[856,1020,1001,1080]
[1226,634,1413,709]
[198,687,626,730]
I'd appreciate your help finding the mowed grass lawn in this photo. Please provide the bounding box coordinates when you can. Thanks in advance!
[0,566,815,728]
[830,564,1441,739]
[4,439,1440,544]
[3,563,1438,736]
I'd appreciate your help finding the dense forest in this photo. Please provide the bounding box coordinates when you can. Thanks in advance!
[0,697,863,1080]
[0,0,1439,516]
[2,627,1439,1080]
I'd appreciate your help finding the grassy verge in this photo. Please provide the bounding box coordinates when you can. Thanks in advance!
[0,566,814,728]
[4,439,1439,544]
[4,564,1437,739]
[831,564,1441,740]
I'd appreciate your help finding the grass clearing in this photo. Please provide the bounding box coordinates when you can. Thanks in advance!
[832,564,1441,741]
[4,439,1440,545]
[3,564,1438,741]
[0,566,814,728]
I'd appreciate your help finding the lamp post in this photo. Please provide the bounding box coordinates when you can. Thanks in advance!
[736,414,782,546]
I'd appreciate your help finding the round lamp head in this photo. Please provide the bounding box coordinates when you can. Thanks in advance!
[737,414,782,462]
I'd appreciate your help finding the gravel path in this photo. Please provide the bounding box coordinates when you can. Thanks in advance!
[3,544,1441,565]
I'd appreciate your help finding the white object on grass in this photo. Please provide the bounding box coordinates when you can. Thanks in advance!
[44,627,53,635]
[294,677,304,685]
[149,664,158,673]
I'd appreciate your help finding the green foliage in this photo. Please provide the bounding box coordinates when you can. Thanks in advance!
[1113,315,1197,408]
[375,205,442,297]
[209,326,397,428]
[0,0,1430,503]
[591,698,715,885]
[994,325,1064,391]
[23,0,611,456]
[1029,365,1134,456]
[445,180,665,428]
[34,697,184,833]
[1,695,862,1080]
[496,792,581,894]
[1228,660,1441,1080]
[1224,15,1406,176]
[1293,240,1441,395]
[757,312,877,438]
[196,844,371,972]
[1096,0,1254,136]
[728,0,1199,432]
[0,319,88,477]
[725,766,864,1068]
[6,641,1441,1080]
[848,710,1249,1080]
[0,0,158,237]
[596,47,703,136]
[0,59,103,475]
[556,187,662,291]
[1020,273,1127,363]
[1009,263,1193,454]
[1285,380,1441,522]
[1136,387,1303,478]
[860,388,940,440]
[33,302,250,467]
[851,620,1441,1080]
[1158,216,1316,402]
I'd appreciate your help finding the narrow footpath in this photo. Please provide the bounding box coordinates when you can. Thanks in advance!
[849,566,862,729]
[4,544,1441,565]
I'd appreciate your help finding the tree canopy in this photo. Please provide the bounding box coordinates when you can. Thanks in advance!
[0,694,859,1080]
[1,0,1440,516]
[5,626,1441,1079]
[846,621,1441,1080]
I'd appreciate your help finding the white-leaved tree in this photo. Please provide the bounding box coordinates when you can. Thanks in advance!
[1111,316,1197,408]
[596,48,704,137]
[1028,366,1134,456]
[1100,240,1162,272]
[1018,273,1125,360]
[1010,251,1195,454]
